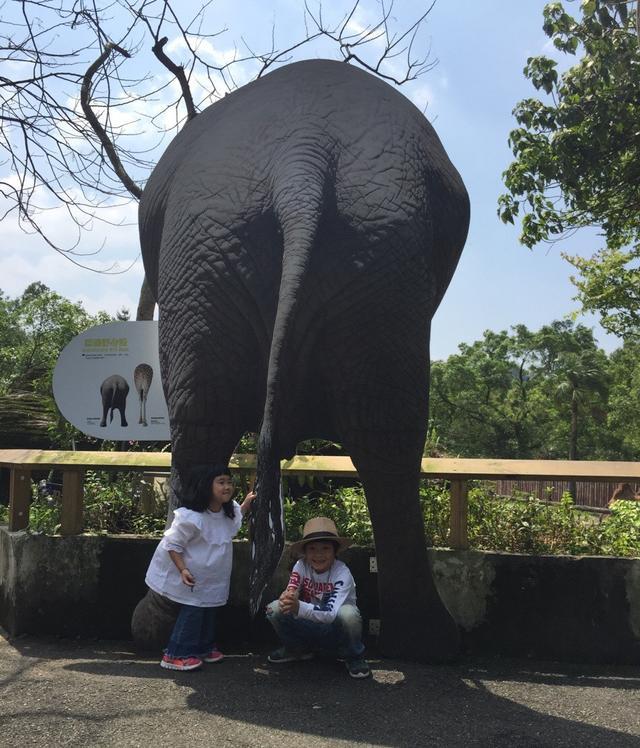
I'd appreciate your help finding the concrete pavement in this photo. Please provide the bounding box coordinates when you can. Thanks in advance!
[0,632,639,747]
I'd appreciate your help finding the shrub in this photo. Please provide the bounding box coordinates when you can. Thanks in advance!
[468,489,603,555]
[23,471,166,535]
[598,499,640,557]
[277,482,640,559]
[238,485,374,545]
[11,473,640,560]
[83,471,166,535]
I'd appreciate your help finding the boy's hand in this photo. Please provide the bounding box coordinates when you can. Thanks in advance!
[180,568,196,588]
[279,589,299,615]
[240,490,257,516]
[279,587,297,603]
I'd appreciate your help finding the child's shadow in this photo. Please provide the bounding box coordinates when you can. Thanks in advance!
[65,652,640,747]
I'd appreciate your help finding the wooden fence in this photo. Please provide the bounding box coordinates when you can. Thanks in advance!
[1,449,640,549]
[493,479,640,509]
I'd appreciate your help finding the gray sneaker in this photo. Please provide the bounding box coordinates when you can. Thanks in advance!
[345,657,371,679]
[268,647,314,664]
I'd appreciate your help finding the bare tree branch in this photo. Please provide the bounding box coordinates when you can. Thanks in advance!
[1,0,438,319]
[151,36,196,121]
[81,41,143,199]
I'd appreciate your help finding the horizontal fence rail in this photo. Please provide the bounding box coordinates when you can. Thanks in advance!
[1,450,640,547]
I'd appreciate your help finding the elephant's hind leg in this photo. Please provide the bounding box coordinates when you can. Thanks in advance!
[326,286,459,662]
[344,429,460,663]
[157,234,267,511]
[100,395,108,427]
[139,391,148,426]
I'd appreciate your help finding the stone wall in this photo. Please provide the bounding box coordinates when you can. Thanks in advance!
[1,525,639,664]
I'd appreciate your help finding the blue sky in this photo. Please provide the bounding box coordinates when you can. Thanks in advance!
[0,0,619,360]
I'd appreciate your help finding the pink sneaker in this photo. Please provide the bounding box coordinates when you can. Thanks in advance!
[202,649,224,663]
[160,654,202,671]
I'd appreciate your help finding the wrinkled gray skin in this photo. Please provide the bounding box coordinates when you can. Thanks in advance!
[99,375,129,427]
[139,59,469,662]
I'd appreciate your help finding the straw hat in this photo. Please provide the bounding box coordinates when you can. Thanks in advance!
[289,517,352,557]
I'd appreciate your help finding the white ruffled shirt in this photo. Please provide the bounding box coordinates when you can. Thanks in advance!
[145,502,242,607]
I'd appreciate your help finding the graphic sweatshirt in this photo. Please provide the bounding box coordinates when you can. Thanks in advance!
[286,558,358,624]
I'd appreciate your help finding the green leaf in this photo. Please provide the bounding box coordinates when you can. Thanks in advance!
[499,0,640,336]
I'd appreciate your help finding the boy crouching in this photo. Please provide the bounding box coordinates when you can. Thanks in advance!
[266,517,371,679]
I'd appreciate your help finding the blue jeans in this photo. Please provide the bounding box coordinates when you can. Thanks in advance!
[266,600,365,659]
[166,604,217,658]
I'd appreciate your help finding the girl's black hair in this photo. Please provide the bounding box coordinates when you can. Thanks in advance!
[179,464,235,519]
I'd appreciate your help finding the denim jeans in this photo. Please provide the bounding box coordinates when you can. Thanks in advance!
[166,603,217,658]
[266,600,365,659]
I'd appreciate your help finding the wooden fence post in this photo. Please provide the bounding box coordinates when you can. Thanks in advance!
[8,467,31,531]
[139,472,156,515]
[449,479,469,550]
[60,470,84,536]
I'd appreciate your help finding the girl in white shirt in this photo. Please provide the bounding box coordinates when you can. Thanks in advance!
[145,464,256,671]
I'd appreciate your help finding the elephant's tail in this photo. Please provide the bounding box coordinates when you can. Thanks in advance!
[105,380,121,424]
[249,149,330,615]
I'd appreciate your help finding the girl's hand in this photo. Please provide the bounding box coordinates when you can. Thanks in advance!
[180,568,196,588]
[240,490,257,516]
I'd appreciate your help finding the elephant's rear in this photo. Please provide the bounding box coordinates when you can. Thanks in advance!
[141,59,469,304]
[138,58,470,616]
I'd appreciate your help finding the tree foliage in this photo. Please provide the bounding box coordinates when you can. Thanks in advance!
[606,337,640,457]
[2,283,637,463]
[498,0,640,339]
[429,320,632,461]
[0,282,108,395]
[0,282,109,447]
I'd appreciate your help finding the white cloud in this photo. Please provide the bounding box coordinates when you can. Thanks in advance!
[0,186,142,316]
[166,35,240,68]
[0,245,144,313]
[405,82,435,114]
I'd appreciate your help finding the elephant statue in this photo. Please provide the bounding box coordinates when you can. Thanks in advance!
[134,363,153,426]
[99,374,129,427]
[139,59,469,662]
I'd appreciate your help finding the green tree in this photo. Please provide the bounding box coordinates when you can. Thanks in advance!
[551,349,609,461]
[430,320,612,461]
[545,341,609,497]
[0,283,109,448]
[429,328,545,458]
[606,338,640,459]
[498,1,640,339]
[0,283,109,395]
[529,321,610,461]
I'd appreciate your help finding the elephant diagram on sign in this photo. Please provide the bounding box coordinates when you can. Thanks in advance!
[99,363,154,428]
[134,363,154,426]
[99,374,129,427]
[139,59,470,662]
